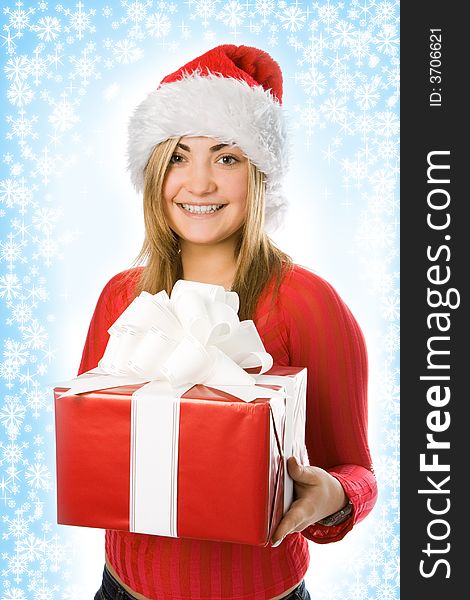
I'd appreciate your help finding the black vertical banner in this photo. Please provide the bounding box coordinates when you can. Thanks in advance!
[401,2,466,597]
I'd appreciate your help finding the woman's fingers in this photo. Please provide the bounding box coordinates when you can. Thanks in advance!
[270,499,310,546]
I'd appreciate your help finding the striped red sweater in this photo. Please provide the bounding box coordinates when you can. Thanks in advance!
[78,263,377,600]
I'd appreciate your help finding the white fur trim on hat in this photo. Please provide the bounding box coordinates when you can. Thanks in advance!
[127,72,291,232]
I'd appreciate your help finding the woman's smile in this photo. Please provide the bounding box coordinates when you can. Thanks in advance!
[175,202,227,217]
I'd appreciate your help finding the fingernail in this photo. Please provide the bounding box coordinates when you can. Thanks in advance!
[271,536,284,548]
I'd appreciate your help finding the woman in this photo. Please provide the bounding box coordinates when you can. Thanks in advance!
[81,44,377,600]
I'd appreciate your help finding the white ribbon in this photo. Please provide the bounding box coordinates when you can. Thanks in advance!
[56,279,273,400]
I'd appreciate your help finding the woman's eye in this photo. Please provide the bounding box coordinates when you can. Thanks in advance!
[169,153,184,164]
[218,155,239,166]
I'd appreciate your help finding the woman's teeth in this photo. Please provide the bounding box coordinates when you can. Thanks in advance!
[180,204,224,214]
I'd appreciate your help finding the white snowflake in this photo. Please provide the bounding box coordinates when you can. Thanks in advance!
[218,1,246,29]
[112,39,143,64]
[60,1,96,41]
[354,76,381,110]
[21,321,48,351]
[68,46,101,86]
[3,2,36,35]
[6,110,39,144]
[0,273,22,301]
[24,463,50,490]
[299,67,327,96]
[47,97,79,133]
[279,4,306,32]
[0,399,26,440]
[192,0,219,26]
[375,23,399,56]
[7,81,35,107]
[253,0,275,22]
[4,56,31,82]
[24,386,49,418]
[33,16,62,43]
[146,12,172,37]
[16,533,45,562]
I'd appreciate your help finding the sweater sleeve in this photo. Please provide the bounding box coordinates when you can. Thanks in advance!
[281,265,378,543]
[77,269,141,376]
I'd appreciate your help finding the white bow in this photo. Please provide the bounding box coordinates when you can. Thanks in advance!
[56,280,276,401]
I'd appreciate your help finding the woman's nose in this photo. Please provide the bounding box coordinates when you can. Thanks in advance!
[184,162,217,196]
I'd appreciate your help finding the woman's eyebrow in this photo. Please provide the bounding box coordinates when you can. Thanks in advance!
[177,142,231,153]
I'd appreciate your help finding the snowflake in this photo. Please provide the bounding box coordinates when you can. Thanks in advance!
[279,4,306,32]
[375,24,399,56]
[380,293,399,322]
[299,67,327,96]
[3,550,31,584]
[253,0,275,21]
[24,386,49,418]
[349,29,373,66]
[192,0,219,26]
[3,1,36,35]
[334,69,356,94]
[24,463,51,490]
[218,1,246,29]
[30,147,60,186]
[112,39,143,64]
[8,299,34,330]
[25,46,50,87]
[21,320,48,350]
[383,323,400,357]
[4,56,31,82]
[146,12,172,37]
[293,99,321,134]
[16,533,45,562]
[7,81,35,108]
[0,273,22,301]
[0,398,26,440]
[60,1,96,41]
[121,0,152,25]
[33,16,61,42]
[68,46,101,86]
[374,138,398,162]
[102,5,113,18]
[0,180,20,208]
[47,97,79,133]
[316,0,342,29]
[374,110,399,137]
[354,76,381,110]
[373,0,399,26]
[6,110,39,146]
[332,19,356,47]
[320,95,348,123]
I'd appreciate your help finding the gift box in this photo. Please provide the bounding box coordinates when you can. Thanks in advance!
[53,365,307,546]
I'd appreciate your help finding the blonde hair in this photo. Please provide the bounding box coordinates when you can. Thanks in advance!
[126,137,293,320]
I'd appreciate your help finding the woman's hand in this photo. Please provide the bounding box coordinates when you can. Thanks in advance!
[270,456,348,547]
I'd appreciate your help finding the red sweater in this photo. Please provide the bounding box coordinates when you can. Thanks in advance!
[78,264,377,600]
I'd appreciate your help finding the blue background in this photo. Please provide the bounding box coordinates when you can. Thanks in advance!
[0,1,399,598]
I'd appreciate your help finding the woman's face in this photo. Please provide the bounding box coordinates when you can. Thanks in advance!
[162,136,249,246]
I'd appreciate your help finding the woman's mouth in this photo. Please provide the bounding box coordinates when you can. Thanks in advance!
[177,203,226,216]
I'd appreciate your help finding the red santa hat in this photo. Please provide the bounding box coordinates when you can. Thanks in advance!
[127,44,290,232]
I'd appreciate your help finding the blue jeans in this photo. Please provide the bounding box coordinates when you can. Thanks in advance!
[94,564,312,599]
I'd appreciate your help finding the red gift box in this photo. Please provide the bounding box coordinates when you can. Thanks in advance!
[54,366,306,546]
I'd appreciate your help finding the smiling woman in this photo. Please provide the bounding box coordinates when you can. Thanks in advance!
[73,43,378,600]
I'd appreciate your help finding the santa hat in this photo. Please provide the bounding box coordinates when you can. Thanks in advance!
[127,44,290,232]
